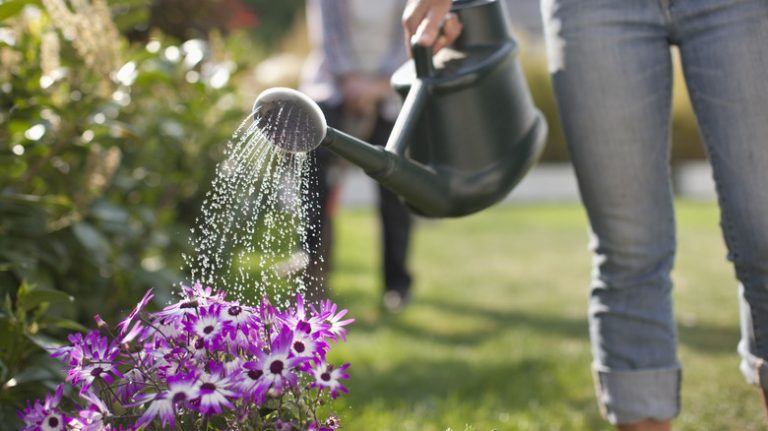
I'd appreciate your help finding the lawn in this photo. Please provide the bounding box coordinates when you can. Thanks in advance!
[321,201,765,431]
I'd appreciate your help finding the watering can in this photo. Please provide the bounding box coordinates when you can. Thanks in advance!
[252,0,547,218]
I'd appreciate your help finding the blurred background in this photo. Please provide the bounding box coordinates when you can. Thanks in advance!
[2,1,736,430]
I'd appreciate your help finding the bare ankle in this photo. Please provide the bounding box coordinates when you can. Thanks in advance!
[617,419,671,431]
[761,388,768,418]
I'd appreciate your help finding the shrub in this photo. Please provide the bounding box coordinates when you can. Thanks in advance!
[0,1,263,427]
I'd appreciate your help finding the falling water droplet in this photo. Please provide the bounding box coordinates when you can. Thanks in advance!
[182,112,324,308]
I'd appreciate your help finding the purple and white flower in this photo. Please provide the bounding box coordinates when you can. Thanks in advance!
[313,299,355,342]
[195,368,237,415]
[17,384,67,431]
[309,362,350,399]
[133,372,199,429]
[62,331,123,394]
[290,320,327,360]
[185,303,228,350]
[117,288,154,342]
[277,295,330,338]
[22,285,352,430]
[252,326,308,395]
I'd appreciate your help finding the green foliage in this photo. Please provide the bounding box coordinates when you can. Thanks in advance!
[144,0,234,41]
[244,0,305,48]
[0,1,263,426]
[131,0,305,47]
[0,281,82,426]
[0,0,40,21]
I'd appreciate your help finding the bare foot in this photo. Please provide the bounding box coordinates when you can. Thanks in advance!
[617,419,671,431]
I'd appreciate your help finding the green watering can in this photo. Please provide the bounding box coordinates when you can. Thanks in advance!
[253,0,547,218]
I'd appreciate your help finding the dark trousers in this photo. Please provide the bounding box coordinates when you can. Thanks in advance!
[305,103,413,295]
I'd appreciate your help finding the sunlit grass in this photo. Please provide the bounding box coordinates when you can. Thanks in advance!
[322,201,764,431]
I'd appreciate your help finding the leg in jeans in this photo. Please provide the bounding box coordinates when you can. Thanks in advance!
[673,0,768,393]
[541,0,680,424]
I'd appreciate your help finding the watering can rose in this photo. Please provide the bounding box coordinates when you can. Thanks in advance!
[17,283,353,430]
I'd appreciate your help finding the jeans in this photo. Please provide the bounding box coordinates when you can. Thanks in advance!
[541,0,768,424]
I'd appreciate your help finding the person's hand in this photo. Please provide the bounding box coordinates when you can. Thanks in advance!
[340,73,390,116]
[403,0,462,53]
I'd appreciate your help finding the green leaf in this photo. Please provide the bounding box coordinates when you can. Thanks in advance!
[43,318,88,333]
[0,0,40,22]
[112,7,149,33]
[0,356,8,383]
[71,222,111,263]
[2,294,12,318]
[5,356,58,384]
[91,201,130,224]
[0,193,72,208]
[25,333,63,351]
[16,282,73,312]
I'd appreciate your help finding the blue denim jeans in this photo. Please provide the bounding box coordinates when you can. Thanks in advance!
[540,0,768,424]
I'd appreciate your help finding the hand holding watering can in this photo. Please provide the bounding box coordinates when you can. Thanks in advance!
[253,0,547,218]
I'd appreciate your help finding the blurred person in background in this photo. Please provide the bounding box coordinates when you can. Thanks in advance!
[403,0,768,429]
[300,0,415,312]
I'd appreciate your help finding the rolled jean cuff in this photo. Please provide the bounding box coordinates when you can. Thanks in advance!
[592,363,681,425]
[738,341,768,390]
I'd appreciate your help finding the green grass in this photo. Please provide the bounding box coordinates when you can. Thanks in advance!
[320,201,765,430]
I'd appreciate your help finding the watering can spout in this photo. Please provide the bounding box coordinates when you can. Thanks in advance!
[252,87,455,216]
[253,0,547,218]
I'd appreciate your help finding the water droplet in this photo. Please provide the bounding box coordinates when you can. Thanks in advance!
[183,115,324,307]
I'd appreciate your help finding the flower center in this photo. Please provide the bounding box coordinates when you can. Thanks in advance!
[203,325,214,335]
[248,369,263,380]
[48,416,60,427]
[321,372,331,382]
[270,360,284,375]
[90,367,104,377]
[200,382,216,393]
[194,338,204,349]
[228,306,242,316]
[297,320,312,334]
[172,392,187,403]
[293,341,306,353]
[326,416,341,428]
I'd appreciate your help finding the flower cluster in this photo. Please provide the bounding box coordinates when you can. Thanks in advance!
[41,0,122,82]
[18,283,354,430]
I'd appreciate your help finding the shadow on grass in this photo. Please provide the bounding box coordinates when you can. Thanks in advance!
[336,289,741,356]
[677,322,740,356]
[341,355,605,429]
[346,357,558,405]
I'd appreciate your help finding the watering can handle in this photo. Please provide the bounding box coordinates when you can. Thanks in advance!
[411,42,435,78]
[385,43,434,155]
[385,42,435,155]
